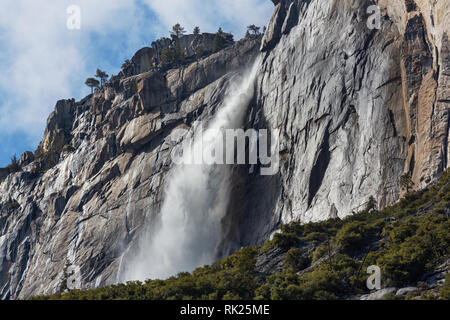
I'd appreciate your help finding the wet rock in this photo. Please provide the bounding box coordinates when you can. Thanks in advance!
[396,287,419,296]
[0,0,448,299]
[360,287,397,300]
[0,38,261,299]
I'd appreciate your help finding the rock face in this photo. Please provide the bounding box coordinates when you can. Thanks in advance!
[121,32,234,77]
[0,38,261,299]
[0,0,448,299]
[225,0,449,251]
[359,287,397,300]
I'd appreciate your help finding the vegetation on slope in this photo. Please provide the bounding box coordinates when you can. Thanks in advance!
[35,170,450,300]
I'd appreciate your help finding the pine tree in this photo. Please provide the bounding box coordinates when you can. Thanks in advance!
[246,25,261,38]
[193,26,200,36]
[213,28,226,53]
[171,23,186,39]
[160,45,185,66]
[95,69,109,87]
[85,78,100,94]
[7,154,19,173]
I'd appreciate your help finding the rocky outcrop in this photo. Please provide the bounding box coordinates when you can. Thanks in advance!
[18,152,34,167]
[359,287,397,300]
[223,0,449,252]
[0,38,261,299]
[0,0,448,299]
[121,33,234,77]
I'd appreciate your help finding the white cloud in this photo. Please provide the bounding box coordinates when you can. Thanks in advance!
[141,0,273,38]
[0,0,274,150]
[0,0,141,142]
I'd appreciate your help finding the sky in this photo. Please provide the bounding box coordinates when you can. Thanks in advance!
[0,0,273,167]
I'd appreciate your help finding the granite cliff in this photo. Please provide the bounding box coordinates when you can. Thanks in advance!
[0,0,448,299]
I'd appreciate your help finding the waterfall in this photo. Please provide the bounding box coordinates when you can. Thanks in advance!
[121,57,261,281]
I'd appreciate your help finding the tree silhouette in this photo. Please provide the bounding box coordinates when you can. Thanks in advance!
[247,24,261,36]
[365,196,377,212]
[213,28,226,53]
[171,23,186,39]
[85,78,100,94]
[193,26,200,36]
[121,59,131,70]
[95,69,109,87]
[7,154,20,173]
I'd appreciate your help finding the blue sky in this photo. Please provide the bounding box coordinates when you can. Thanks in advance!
[0,0,273,167]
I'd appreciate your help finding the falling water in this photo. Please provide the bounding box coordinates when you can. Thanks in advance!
[122,57,261,281]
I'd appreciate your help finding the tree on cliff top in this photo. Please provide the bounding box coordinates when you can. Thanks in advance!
[85,78,100,94]
[7,154,20,174]
[171,23,186,39]
[213,28,226,53]
[193,26,200,36]
[247,25,261,36]
[160,45,185,67]
[121,59,131,70]
[95,69,109,87]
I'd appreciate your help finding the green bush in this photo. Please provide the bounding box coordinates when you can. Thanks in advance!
[312,244,329,263]
[6,154,20,174]
[335,221,369,252]
[34,170,450,301]
[284,248,310,271]
[272,233,301,249]
[160,45,185,66]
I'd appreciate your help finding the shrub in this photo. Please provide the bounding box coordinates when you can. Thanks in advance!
[285,248,310,271]
[160,45,185,66]
[312,244,329,263]
[335,221,369,252]
[33,170,450,301]
[212,28,232,53]
[272,232,301,249]
[7,154,20,174]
